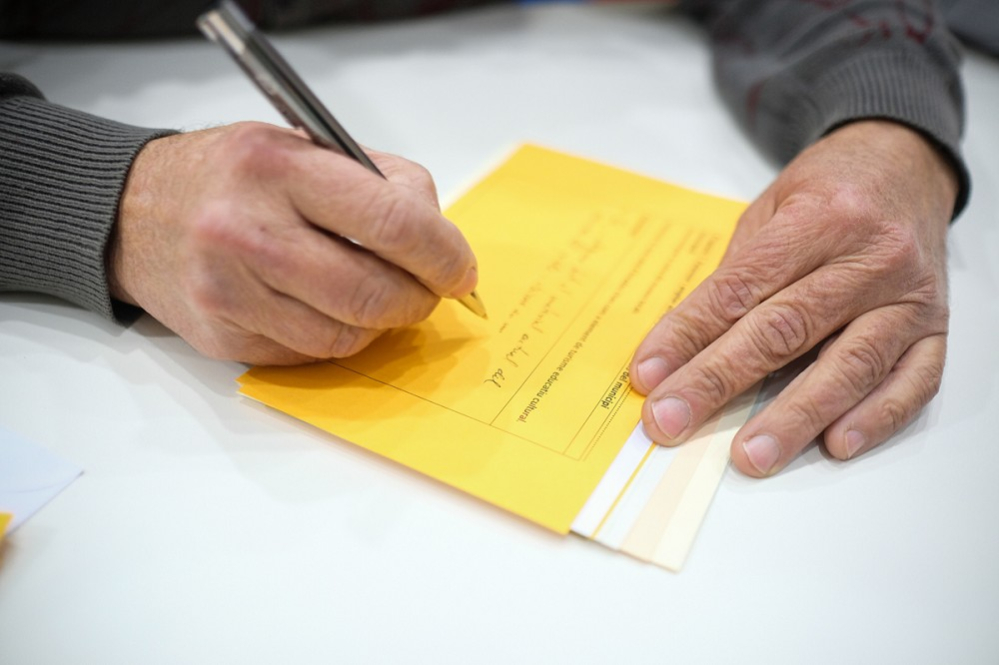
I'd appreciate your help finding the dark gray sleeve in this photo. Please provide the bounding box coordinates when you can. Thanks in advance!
[678,0,970,216]
[0,73,175,319]
[937,0,999,56]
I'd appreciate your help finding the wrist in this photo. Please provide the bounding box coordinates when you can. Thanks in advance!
[827,120,960,224]
[108,133,176,308]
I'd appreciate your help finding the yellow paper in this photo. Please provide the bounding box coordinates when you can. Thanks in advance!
[0,512,11,542]
[239,145,744,533]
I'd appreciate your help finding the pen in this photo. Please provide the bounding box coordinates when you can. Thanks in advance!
[196,0,488,319]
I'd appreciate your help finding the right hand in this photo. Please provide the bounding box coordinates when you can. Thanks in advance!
[108,122,478,365]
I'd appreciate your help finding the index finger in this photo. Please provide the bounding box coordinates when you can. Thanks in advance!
[287,148,478,299]
[629,205,828,395]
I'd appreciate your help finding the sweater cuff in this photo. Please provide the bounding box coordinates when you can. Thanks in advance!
[0,94,175,321]
[765,50,970,219]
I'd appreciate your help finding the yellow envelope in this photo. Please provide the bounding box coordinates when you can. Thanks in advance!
[239,145,744,533]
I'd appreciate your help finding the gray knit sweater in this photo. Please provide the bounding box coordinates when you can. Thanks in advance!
[0,0,986,321]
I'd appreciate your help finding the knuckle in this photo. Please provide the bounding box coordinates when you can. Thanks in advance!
[346,278,394,328]
[909,354,944,406]
[190,203,291,282]
[292,323,341,359]
[920,278,949,310]
[188,201,237,249]
[369,193,418,255]
[835,337,889,396]
[906,270,949,313]
[692,363,735,406]
[706,272,759,323]
[827,182,872,228]
[663,310,715,361]
[326,324,368,358]
[877,224,923,277]
[748,302,812,363]
[187,276,227,316]
[409,161,438,201]
[877,356,943,433]
[786,394,827,432]
[821,179,905,240]
[878,396,910,433]
[243,229,292,280]
[221,122,290,178]
[184,262,235,318]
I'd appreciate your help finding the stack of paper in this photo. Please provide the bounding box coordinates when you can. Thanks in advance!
[572,386,759,571]
[239,145,751,570]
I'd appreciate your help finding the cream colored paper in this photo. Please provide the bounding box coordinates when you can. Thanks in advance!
[577,385,759,571]
[572,383,759,571]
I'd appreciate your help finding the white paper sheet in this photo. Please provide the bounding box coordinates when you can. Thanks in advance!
[0,425,82,532]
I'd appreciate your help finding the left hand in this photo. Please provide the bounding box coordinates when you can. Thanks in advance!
[628,120,958,477]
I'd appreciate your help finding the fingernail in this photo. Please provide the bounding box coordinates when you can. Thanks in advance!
[742,435,781,475]
[636,357,670,391]
[651,396,690,440]
[452,265,478,297]
[845,429,866,459]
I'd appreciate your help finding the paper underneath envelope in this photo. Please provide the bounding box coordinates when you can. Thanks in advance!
[239,145,750,565]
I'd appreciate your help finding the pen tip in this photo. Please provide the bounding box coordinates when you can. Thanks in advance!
[459,291,488,319]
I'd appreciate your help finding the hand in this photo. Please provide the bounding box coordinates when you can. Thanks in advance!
[108,122,478,365]
[628,120,958,476]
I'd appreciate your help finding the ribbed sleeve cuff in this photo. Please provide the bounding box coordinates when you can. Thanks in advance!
[763,50,970,218]
[0,94,175,320]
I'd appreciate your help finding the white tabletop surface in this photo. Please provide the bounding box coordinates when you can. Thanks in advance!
[2,5,998,663]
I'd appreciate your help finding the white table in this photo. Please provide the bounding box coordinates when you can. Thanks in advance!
[2,5,998,663]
